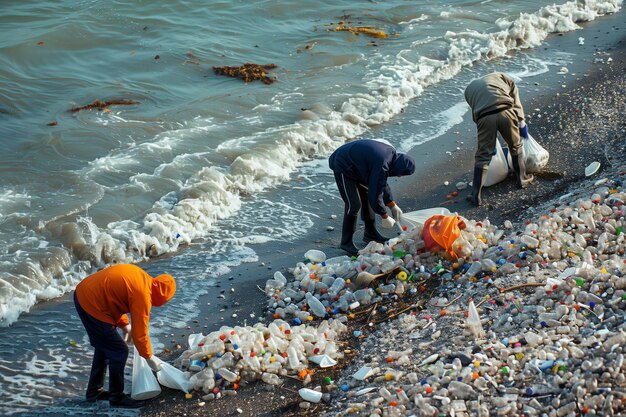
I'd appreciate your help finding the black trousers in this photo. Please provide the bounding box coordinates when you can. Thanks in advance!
[333,172,375,221]
[74,292,129,401]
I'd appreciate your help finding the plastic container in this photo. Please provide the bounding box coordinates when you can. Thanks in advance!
[298,388,322,403]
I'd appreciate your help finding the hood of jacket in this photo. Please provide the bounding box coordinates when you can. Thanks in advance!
[151,274,176,306]
[389,153,416,177]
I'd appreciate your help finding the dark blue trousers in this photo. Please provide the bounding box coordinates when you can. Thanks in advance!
[74,292,128,401]
[333,172,376,221]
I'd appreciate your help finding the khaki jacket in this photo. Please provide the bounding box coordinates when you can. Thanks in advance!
[464,72,524,123]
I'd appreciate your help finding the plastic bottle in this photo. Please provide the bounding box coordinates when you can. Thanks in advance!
[353,289,372,304]
[462,261,482,280]
[304,249,326,263]
[274,271,287,286]
[202,341,225,355]
[218,368,238,383]
[329,277,346,294]
[481,258,497,272]
[305,293,326,318]
[447,381,476,398]
[261,373,283,385]
[287,346,301,369]
[378,284,396,294]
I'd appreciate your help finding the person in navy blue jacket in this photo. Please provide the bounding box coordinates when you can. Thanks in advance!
[329,139,416,255]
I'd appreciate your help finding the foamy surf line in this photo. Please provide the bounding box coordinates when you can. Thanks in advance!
[0,0,622,326]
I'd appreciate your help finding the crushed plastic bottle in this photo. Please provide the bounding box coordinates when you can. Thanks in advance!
[305,293,327,318]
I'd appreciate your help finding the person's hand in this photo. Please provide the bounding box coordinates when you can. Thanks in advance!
[390,204,403,221]
[518,120,529,139]
[147,356,162,372]
[381,215,396,229]
[122,325,132,345]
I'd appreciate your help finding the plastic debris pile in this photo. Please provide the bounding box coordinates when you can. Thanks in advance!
[174,319,346,401]
[171,166,625,414]
[321,169,626,416]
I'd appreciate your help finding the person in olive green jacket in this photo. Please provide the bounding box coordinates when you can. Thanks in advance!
[464,72,534,206]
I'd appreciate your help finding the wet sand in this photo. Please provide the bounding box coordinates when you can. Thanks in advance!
[139,18,626,417]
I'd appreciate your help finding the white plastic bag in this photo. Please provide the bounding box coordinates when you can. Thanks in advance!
[131,348,161,400]
[154,356,192,393]
[484,140,512,187]
[523,133,549,173]
[400,207,451,230]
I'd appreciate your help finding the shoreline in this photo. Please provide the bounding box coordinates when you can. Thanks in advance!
[139,16,625,417]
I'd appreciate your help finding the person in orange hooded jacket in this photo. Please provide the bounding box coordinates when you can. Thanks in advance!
[74,264,176,408]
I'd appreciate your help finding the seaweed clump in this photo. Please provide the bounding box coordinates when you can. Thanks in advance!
[333,25,388,38]
[212,63,277,84]
[71,99,139,113]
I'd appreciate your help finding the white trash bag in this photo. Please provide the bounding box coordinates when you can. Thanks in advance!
[400,207,451,230]
[523,133,549,173]
[484,140,512,187]
[154,356,192,393]
[131,348,161,400]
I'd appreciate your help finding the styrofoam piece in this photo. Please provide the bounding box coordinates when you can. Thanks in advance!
[352,366,375,380]
[308,355,337,368]
[299,388,322,403]
[585,161,600,177]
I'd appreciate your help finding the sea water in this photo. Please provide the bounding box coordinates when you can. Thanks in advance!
[0,0,622,414]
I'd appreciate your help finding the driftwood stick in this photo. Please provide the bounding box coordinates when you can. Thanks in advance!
[278,385,298,394]
[499,283,545,293]
[440,293,463,308]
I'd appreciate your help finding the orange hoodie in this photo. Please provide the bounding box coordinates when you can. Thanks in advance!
[75,264,176,359]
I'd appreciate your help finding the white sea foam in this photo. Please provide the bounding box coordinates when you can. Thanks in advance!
[0,0,622,326]
[402,101,469,151]
[0,189,31,216]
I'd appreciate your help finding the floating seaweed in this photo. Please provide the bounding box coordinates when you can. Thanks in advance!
[212,63,277,84]
[332,25,388,39]
[70,99,139,113]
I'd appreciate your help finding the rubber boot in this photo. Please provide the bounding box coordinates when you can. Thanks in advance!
[362,206,387,244]
[107,353,130,406]
[340,214,359,256]
[86,350,109,402]
[363,222,387,244]
[466,166,488,207]
[110,395,145,409]
[511,151,534,189]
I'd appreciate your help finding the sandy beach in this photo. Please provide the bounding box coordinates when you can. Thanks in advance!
[134,15,626,417]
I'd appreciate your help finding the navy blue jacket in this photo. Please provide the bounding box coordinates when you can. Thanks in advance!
[329,140,415,215]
